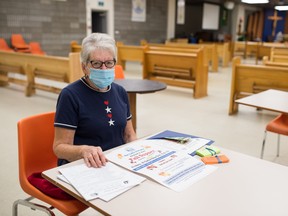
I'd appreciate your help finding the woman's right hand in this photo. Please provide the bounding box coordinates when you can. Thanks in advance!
[81,145,108,168]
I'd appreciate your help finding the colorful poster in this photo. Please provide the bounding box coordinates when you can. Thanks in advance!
[106,139,217,192]
[131,0,146,22]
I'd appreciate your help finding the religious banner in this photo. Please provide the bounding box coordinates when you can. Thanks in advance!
[177,0,185,25]
[131,0,146,22]
[263,9,286,41]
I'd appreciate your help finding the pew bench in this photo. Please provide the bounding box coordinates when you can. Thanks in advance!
[164,41,218,72]
[116,42,145,70]
[0,51,82,96]
[229,56,288,115]
[143,49,208,98]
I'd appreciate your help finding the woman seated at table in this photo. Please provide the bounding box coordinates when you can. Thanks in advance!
[53,33,137,168]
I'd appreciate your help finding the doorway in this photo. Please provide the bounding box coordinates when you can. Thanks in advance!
[91,11,107,33]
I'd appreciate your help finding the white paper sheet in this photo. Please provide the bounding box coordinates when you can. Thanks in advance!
[59,162,145,201]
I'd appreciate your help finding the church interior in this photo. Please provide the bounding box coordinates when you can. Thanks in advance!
[1,0,288,215]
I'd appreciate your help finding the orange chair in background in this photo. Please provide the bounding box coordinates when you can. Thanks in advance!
[13,112,88,216]
[0,38,14,52]
[11,34,31,53]
[30,42,46,55]
[261,114,288,159]
[115,64,125,79]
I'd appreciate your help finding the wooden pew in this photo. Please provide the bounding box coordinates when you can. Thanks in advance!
[143,48,208,98]
[262,55,288,67]
[116,42,145,70]
[200,42,230,67]
[270,47,288,63]
[0,51,82,96]
[164,41,218,72]
[70,41,82,52]
[229,56,288,115]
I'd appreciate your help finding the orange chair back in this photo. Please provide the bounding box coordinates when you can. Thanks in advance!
[115,65,125,79]
[11,34,30,51]
[17,112,87,215]
[0,38,14,52]
[29,42,46,55]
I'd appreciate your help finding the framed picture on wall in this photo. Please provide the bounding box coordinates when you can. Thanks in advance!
[131,0,146,22]
[177,0,185,25]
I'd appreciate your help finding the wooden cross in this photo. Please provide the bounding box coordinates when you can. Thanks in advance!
[268,10,282,37]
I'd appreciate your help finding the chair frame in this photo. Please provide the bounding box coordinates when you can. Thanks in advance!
[261,113,288,159]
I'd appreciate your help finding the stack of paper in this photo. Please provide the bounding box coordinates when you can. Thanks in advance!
[58,162,146,202]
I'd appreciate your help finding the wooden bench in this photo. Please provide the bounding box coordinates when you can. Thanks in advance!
[70,41,82,52]
[0,51,82,96]
[270,47,288,63]
[116,42,145,70]
[143,48,208,98]
[200,42,230,67]
[229,56,288,115]
[164,41,218,72]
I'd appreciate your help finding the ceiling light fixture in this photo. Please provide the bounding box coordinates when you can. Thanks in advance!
[224,1,235,10]
[275,5,288,11]
[241,0,269,4]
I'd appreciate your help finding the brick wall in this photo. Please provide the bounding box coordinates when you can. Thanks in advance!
[0,0,86,56]
[114,0,168,45]
[0,0,168,56]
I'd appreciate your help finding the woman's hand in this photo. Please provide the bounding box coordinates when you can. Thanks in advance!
[81,145,108,168]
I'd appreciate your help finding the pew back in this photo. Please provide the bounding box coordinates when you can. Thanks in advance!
[229,56,288,114]
[0,51,82,96]
[143,49,208,98]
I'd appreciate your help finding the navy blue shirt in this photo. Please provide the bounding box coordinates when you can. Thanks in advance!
[54,78,132,165]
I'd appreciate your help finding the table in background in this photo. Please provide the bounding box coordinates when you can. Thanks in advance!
[114,79,166,130]
[235,89,288,114]
[43,147,288,216]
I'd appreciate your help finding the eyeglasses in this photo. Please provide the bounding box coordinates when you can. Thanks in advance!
[89,59,116,69]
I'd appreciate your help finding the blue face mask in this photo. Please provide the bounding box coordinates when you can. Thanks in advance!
[89,68,115,89]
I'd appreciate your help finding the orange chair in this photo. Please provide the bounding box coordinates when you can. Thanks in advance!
[0,38,14,52]
[30,42,46,55]
[11,34,31,53]
[261,114,288,159]
[115,64,125,79]
[13,112,88,216]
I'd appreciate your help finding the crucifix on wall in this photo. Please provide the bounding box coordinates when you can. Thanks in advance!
[268,10,282,37]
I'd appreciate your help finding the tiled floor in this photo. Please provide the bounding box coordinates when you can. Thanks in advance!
[1,59,287,215]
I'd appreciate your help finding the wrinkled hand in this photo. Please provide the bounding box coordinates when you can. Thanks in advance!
[81,146,108,168]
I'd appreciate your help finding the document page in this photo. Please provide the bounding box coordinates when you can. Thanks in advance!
[59,162,145,201]
[106,139,217,192]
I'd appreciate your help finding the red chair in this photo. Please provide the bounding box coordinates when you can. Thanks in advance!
[13,112,88,215]
[0,38,14,52]
[11,34,31,53]
[30,42,46,55]
[115,65,125,79]
[261,114,288,159]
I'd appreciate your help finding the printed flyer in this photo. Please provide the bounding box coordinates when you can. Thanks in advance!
[106,139,216,192]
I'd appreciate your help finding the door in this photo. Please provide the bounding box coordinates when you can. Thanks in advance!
[91,11,107,33]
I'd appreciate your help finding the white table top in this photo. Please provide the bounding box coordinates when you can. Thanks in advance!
[235,89,288,114]
[43,147,288,216]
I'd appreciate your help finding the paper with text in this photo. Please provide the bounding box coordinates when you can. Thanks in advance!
[59,162,145,201]
[106,139,217,192]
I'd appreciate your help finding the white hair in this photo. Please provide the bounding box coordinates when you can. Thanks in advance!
[80,33,117,63]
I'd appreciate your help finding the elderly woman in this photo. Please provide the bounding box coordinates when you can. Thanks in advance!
[53,33,137,168]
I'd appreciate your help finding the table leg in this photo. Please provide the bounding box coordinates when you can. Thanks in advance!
[128,93,137,131]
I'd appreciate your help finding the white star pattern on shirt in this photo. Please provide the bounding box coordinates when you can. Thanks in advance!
[108,119,115,126]
[105,106,112,113]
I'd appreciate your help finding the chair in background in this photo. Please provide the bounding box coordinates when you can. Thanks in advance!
[261,114,288,159]
[115,64,125,79]
[11,34,31,53]
[13,112,88,216]
[30,42,46,55]
[0,38,14,52]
